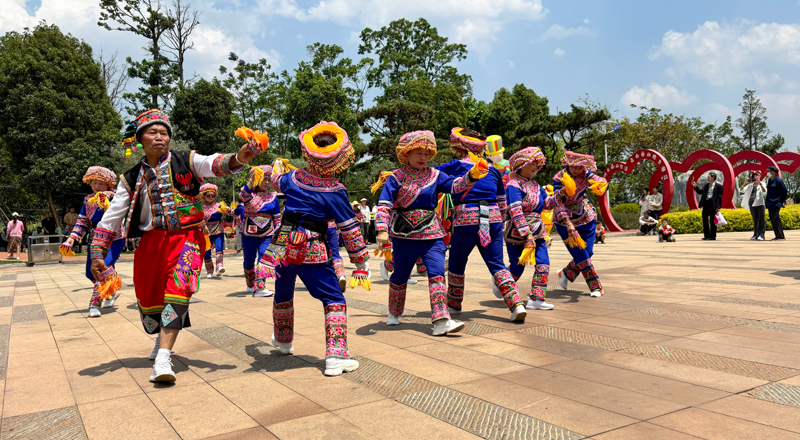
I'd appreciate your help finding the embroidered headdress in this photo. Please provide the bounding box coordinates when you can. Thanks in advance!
[250,165,273,181]
[485,135,504,155]
[299,121,354,177]
[82,166,117,188]
[560,150,597,172]
[396,130,437,165]
[509,147,546,175]
[199,183,218,196]
[122,109,173,156]
[450,127,487,156]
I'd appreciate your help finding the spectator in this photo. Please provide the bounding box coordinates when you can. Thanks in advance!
[740,170,766,241]
[63,207,78,231]
[639,214,658,235]
[32,226,44,244]
[370,203,378,243]
[692,172,723,241]
[658,219,676,243]
[41,212,58,244]
[638,188,650,216]
[358,198,371,243]
[647,187,663,220]
[6,212,23,260]
[596,222,606,244]
[765,165,788,241]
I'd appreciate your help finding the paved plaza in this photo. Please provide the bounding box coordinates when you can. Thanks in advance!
[0,231,799,439]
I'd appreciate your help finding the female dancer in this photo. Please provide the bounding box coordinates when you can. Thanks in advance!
[200,183,228,278]
[239,165,281,297]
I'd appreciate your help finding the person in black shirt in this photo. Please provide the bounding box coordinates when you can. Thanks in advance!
[692,172,723,240]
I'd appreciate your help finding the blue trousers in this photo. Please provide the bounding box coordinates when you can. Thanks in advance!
[275,263,345,308]
[242,235,271,271]
[554,220,596,263]
[388,238,449,321]
[507,238,550,300]
[327,227,341,262]
[203,233,225,261]
[85,238,124,282]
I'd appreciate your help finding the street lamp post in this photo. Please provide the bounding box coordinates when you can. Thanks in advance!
[590,121,621,164]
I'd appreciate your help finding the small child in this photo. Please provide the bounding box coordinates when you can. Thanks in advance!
[596,222,606,244]
[658,219,676,243]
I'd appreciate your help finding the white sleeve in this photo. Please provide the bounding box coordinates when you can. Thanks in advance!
[192,152,245,178]
[96,180,130,233]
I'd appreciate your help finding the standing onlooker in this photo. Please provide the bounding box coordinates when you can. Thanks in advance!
[638,214,658,235]
[638,188,650,216]
[6,213,24,260]
[63,207,78,232]
[41,212,57,244]
[370,203,378,243]
[647,187,663,220]
[765,165,788,240]
[358,198,371,243]
[740,170,766,241]
[658,219,676,243]
[692,172,723,241]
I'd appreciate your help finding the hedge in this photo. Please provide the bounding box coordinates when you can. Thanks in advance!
[660,204,800,234]
[611,203,640,214]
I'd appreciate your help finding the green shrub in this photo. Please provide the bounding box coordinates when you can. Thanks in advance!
[611,203,641,214]
[668,205,689,213]
[661,204,800,234]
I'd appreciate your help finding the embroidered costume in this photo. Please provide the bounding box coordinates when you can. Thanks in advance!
[437,128,526,322]
[200,183,228,277]
[239,165,281,295]
[553,151,608,297]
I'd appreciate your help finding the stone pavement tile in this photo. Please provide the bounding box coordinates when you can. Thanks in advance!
[1,406,86,440]
[662,303,783,321]
[700,395,800,433]
[351,324,437,349]
[121,356,207,392]
[781,375,800,386]
[346,334,400,357]
[485,330,610,360]
[686,330,800,354]
[175,348,253,382]
[148,382,260,440]
[6,346,63,378]
[3,367,74,418]
[550,303,624,317]
[79,394,179,440]
[450,376,637,437]
[267,364,387,411]
[335,399,482,440]
[8,326,57,353]
[0,308,12,326]
[52,327,105,348]
[367,348,487,386]
[549,320,674,343]
[267,412,377,440]
[498,368,687,420]
[682,299,799,316]
[10,319,51,335]
[211,373,327,427]
[590,422,702,440]
[607,311,731,332]
[650,407,800,440]
[201,426,279,440]
[66,362,142,405]
[406,342,529,375]
[580,315,704,337]
[660,337,800,368]
[446,335,571,366]
[763,315,800,325]
[542,360,729,406]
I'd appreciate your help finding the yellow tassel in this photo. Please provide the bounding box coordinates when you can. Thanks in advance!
[373,247,393,261]
[230,201,239,211]
[96,273,121,300]
[272,158,297,176]
[252,166,265,188]
[87,192,110,211]
[560,173,577,197]
[349,270,372,291]
[565,235,587,249]
[467,151,490,179]
[588,179,608,195]
[371,171,393,194]
[518,244,536,266]
[217,201,228,214]
[544,185,554,196]
[59,245,75,257]
[204,234,211,251]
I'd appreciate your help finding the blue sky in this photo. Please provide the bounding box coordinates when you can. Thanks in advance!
[2,0,799,148]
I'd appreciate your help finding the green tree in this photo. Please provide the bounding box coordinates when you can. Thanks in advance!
[480,84,550,153]
[171,78,237,156]
[736,88,770,151]
[0,23,122,225]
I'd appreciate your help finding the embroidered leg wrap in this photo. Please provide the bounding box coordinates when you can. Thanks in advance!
[531,264,549,300]
[494,269,524,311]
[333,259,345,278]
[385,258,394,272]
[324,303,349,358]
[563,260,580,282]
[273,299,294,343]
[416,257,427,275]
[388,282,407,317]
[89,283,102,308]
[578,259,602,292]
[429,275,450,322]
[204,258,214,275]
[446,272,465,310]
[243,268,256,288]
[215,251,224,270]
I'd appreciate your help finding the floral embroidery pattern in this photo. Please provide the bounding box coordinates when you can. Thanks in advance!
[393,167,438,208]
[325,303,349,358]
[531,264,549,300]
[429,275,449,322]
[446,272,465,310]
[494,269,524,311]
[452,205,503,227]
[388,282,407,317]
[273,300,294,343]
[292,169,345,192]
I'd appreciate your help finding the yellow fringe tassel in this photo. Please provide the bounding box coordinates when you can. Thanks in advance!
[96,273,121,300]
[517,243,536,266]
[373,246,393,262]
[229,201,239,211]
[371,171,393,194]
[204,234,211,251]
[217,201,228,214]
[272,158,296,176]
[467,151,490,179]
[349,276,372,291]
[252,166,265,188]
[588,179,608,195]
[87,192,110,211]
[59,245,75,257]
[560,173,577,197]
[565,235,587,249]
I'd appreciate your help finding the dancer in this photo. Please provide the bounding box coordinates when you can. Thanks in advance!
[90,109,264,383]
[200,183,228,278]
[260,121,369,376]
[239,165,281,297]
[501,147,558,311]
[438,128,527,322]
[374,130,489,335]
[553,151,608,297]
[60,166,125,317]
[378,254,424,285]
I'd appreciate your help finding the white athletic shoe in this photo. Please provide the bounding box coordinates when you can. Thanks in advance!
[271,334,294,354]
[206,273,213,279]
[386,314,400,326]
[492,283,503,299]
[590,289,603,298]
[339,275,347,292]
[558,269,569,289]
[510,304,528,322]
[102,291,122,308]
[324,356,359,376]
[246,286,254,293]
[214,267,225,277]
[447,306,461,315]
[380,260,390,281]
[526,298,555,310]
[88,307,101,318]
[149,336,160,360]
[407,279,418,285]
[253,289,274,298]
[149,355,176,383]
[432,318,465,336]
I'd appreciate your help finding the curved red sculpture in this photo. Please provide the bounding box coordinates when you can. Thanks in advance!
[772,151,800,174]
[729,150,780,179]
[670,150,736,210]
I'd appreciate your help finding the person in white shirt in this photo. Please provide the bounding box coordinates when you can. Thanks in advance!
[740,170,767,240]
[358,198,371,243]
[638,188,650,216]
[638,214,658,235]
[647,187,663,219]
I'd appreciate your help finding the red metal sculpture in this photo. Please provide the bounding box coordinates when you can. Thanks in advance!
[729,150,780,179]
[669,150,736,210]
[772,151,800,174]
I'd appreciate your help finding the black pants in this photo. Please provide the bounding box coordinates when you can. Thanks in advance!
[659,231,674,242]
[648,209,660,220]
[750,205,766,239]
[702,202,717,239]
[640,224,655,235]
[768,206,785,239]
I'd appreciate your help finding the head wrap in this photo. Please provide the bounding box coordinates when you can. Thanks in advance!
[485,135,504,155]
[396,130,437,165]
[561,150,597,172]
[450,127,486,156]
[199,183,218,196]
[122,109,173,155]
[299,121,354,177]
[509,147,546,175]
[82,166,117,188]
[249,165,273,181]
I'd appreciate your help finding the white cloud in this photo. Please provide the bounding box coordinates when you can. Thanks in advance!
[192,26,281,78]
[0,0,98,32]
[650,21,800,86]
[507,60,515,68]
[759,93,800,122]
[533,24,595,43]
[583,18,589,24]
[621,83,696,108]
[554,48,565,57]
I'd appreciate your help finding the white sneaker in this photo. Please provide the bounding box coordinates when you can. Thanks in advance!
[590,289,603,297]
[324,356,359,376]
[339,275,347,292]
[386,314,400,326]
[510,304,527,322]
[447,306,461,315]
[253,289,274,298]
[558,269,568,289]
[149,336,160,360]
[88,307,101,318]
[407,279,418,285]
[149,356,176,382]
[206,273,213,279]
[526,298,554,310]
[380,260,389,281]
[246,286,254,293]
[492,283,503,299]
[102,291,122,308]
[271,334,294,354]
[432,318,465,336]
[214,267,225,277]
